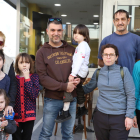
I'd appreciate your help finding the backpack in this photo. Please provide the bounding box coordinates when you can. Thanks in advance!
[96,67,124,82]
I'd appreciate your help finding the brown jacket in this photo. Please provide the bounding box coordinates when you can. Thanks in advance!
[35,40,76,100]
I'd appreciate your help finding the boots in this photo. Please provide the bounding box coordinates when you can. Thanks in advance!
[55,110,72,123]
[76,106,88,119]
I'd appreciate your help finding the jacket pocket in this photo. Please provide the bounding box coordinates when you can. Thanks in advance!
[26,110,35,114]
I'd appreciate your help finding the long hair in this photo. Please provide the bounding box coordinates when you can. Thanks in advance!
[15,53,34,74]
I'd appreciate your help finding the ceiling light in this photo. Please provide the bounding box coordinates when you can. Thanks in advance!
[66,22,71,24]
[38,12,43,14]
[93,23,98,25]
[54,4,61,6]
[61,14,67,17]
[93,15,99,17]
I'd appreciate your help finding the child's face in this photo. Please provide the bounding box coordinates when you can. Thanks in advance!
[73,30,85,44]
[0,36,4,50]
[0,95,5,111]
[18,57,30,73]
[0,56,4,70]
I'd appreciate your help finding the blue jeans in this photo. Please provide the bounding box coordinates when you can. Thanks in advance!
[39,97,77,140]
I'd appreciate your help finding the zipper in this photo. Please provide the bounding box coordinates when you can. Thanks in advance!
[108,66,109,85]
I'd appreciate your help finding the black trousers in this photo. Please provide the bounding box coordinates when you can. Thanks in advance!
[12,120,35,140]
[93,107,129,140]
[136,109,140,133]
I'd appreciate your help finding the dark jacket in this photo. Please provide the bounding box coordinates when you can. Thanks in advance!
[35,40,76,100]
[3,54,17,107]
[4,119,17,134]
[7,63,17,107]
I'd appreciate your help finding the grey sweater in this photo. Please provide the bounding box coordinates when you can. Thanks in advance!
[83,64,135,118]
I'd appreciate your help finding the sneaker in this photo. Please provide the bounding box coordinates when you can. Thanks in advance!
[76,106,88,119]
[55,110,72,123]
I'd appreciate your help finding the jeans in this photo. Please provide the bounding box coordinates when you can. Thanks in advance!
[39,97,77,140]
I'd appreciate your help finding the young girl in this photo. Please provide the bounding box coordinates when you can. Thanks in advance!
[0,89,17,140]
[55,24,91,123]
[12,53,40,140]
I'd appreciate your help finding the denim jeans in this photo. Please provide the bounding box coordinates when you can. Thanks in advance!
[39,97,77,140]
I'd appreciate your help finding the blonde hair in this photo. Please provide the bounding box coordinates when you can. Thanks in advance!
[0,31,6,46]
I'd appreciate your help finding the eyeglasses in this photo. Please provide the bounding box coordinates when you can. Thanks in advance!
[0,41,4,46]
[48,18,62,24]
[102,53,116,57]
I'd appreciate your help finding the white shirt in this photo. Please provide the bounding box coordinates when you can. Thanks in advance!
[71,41,91,78]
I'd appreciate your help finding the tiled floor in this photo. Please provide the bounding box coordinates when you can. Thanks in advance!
[9,92,140,140]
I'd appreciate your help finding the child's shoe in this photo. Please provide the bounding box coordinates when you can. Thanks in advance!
[55,110,72,123]
[76,106,88,119]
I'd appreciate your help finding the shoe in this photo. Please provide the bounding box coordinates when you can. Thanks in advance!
[76,106,88,119]
[55,110,72,123]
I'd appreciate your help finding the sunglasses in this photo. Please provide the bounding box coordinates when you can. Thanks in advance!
[48,18,62,24]
[0,41,4,46]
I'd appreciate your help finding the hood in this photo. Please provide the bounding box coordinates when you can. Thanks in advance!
[42,40,68,49]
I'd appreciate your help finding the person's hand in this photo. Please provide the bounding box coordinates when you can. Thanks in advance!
[69,75,74,82]
[22,69,30,79]
[73,78,80,86]
[4,106,13,116]
[66,82,76,92]
[133,116,138,128]
[5,133,9,140]
[1,120,8,128]
[125,117,133,131]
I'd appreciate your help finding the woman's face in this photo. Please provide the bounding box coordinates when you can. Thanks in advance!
[102,48,118,66]
[0,37,4,50]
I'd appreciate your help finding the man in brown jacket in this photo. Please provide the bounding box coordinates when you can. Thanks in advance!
[36,18,80,140]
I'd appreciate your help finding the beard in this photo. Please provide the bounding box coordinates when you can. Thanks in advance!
[117,25,126,32]
[50,35,62,43]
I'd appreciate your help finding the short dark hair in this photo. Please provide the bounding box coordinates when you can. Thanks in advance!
[30,55,35,61]
[101,44,119,64]
[0,50,5,63]
[113,9,129,19]
[15,53,34,74]
[0,89,10,107]
[73,24,90,43]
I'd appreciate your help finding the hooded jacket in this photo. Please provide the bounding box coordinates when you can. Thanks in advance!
[36,40,76,100]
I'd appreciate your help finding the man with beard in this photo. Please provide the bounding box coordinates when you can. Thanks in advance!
[98,9,140,74]
[36,18,80,140]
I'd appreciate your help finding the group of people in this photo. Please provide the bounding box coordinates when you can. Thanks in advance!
[0,8,140,140]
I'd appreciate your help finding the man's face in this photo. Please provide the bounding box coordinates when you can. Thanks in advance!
[113,12,130,33]
[46,23,63,45]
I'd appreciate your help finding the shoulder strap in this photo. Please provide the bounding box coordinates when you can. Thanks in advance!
[96,68,101,82]
[96,67,124,82]
[120,67,124,81]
